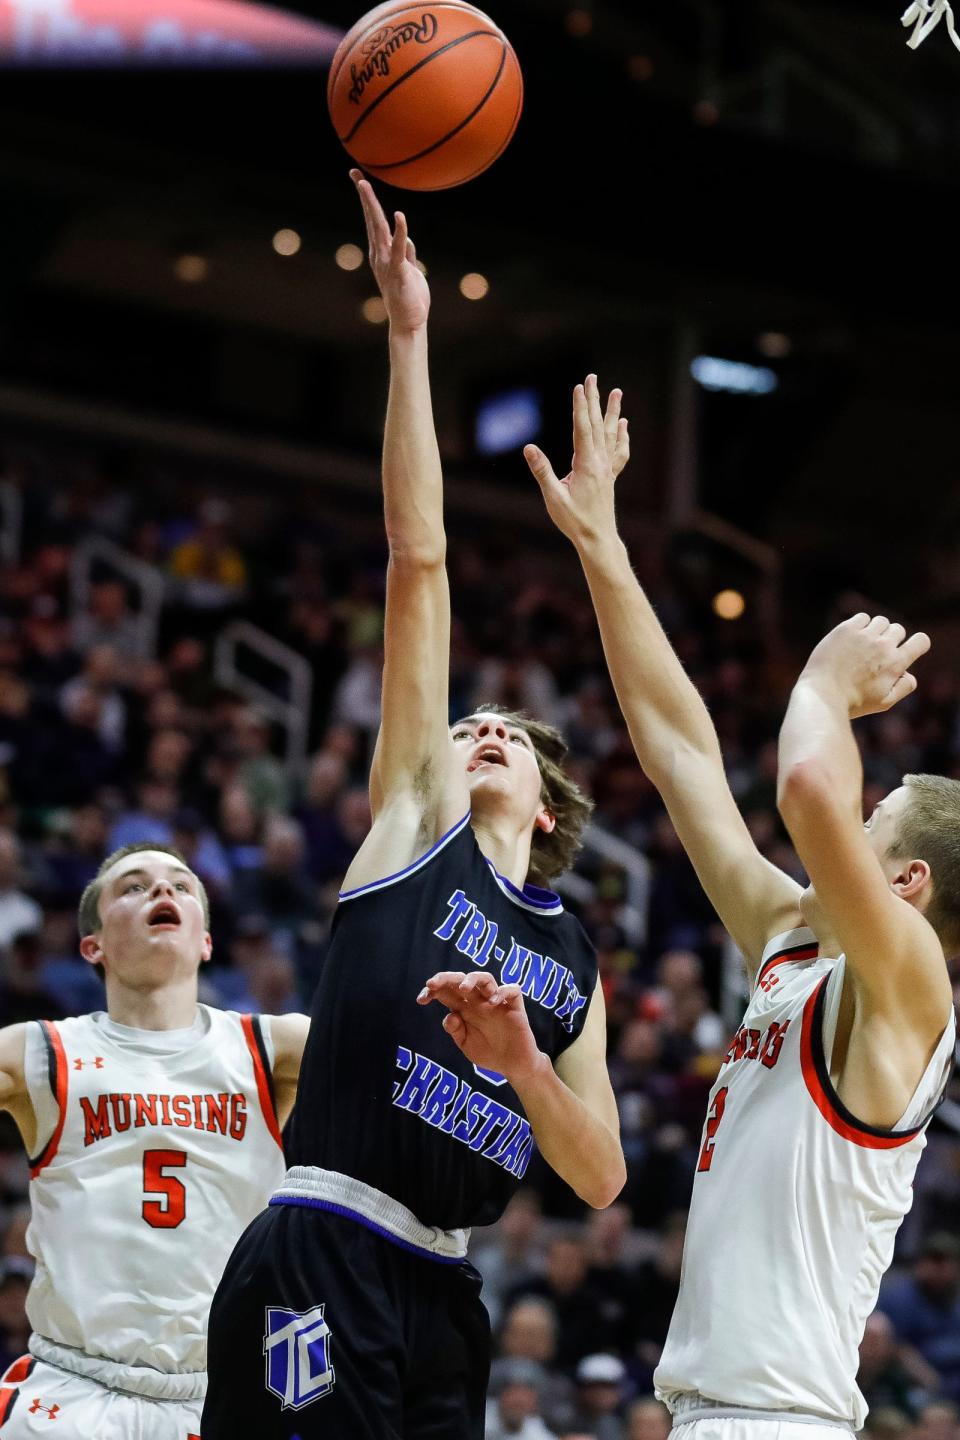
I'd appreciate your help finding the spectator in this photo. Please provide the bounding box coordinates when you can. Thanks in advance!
[230,708,290,817]
[232,816,315,949]
[0,831,42,950]
[858,1310,939,1418]
[72,578,145,664]
[0,929,67,1026]
[473,1190,546,1330]
[168,497,248,608]
[60,644,127,750]
[624,1398,671,1440]
[568,1354,628,1440]
[106,779,179,851]
[485,1359,556,1440]
[881,1235,960,1403]
[508,1234,613,1369]
[499,1299,560,1369]
[628,1214,687,1386]
[0,1258,31,1373]
[913,1403,960,1440]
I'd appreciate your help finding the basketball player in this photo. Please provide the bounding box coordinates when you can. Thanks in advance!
[526,382,956,1433]
[201,175,626,1440]
[0,842,310,1438]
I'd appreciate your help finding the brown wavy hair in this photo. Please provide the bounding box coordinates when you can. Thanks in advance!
[456,705,593,887]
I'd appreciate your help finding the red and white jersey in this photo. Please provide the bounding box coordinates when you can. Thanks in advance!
[655,927,955,1430]
[22,1006,286,1380]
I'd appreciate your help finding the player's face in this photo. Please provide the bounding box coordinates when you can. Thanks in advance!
[450,713,550,832]
[84,851,211,983]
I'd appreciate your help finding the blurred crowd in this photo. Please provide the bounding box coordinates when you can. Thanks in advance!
[1,441,960,1439]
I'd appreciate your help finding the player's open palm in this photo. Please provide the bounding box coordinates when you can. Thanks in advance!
[802,613,931,718]
[524,373,629,547]
[351,168,430,332]
[418,971,543,1084]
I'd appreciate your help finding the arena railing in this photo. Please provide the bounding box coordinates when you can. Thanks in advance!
[213,619,312,777]
[70,535,165,660]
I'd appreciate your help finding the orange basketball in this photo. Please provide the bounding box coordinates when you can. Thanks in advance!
[327,1,523,191]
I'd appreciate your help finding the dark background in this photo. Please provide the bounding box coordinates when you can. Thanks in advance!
[1,0,959,637]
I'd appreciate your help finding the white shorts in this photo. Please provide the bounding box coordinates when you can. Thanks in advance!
[673,1420,853,1440]
[0,1358,202,1440]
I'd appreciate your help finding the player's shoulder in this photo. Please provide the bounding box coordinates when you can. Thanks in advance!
[753,925,821,989]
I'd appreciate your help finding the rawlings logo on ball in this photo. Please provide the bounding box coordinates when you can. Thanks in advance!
[348,12,438,103]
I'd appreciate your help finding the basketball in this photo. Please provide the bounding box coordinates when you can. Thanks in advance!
[327,1,523,191]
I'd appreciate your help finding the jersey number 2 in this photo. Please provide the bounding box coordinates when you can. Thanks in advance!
[142,1150,187,1228]
[697,1087,728,1173]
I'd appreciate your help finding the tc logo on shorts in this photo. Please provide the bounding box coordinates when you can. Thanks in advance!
[263,1304,335,1411]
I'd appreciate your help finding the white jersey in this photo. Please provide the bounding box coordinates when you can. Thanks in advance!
[655,927,955,1430]
[22,1006,286,1394]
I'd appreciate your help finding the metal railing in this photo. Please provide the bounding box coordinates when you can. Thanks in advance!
[69,536,165,659]
[0,480,22,566]
[213,620,312,776]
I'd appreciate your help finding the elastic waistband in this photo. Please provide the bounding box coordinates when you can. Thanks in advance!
[670,1394,854,1433]
[29,1335,205,1403]
[270,1167,470,1264]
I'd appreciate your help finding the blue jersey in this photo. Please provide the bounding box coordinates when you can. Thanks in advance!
[287,814,598,1229]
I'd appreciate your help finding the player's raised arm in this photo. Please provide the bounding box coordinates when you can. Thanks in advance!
[341,174,467,891]
[524,376,801,967]
[776,615,949,1037]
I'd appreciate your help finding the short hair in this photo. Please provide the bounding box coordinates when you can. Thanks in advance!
[457,705,593,887]
[887,774,960,951]
[78,843,210,938]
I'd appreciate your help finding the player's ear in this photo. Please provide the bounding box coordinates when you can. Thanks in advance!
[891,858,930,901]
[535,805,556,835]
[79,934,103,968]
[201,932,213,965]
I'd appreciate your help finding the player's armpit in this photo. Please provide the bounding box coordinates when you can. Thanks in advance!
[659,747,803,968]
[778,768,950,1037]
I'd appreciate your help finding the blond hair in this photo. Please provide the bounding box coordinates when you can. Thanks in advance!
[458,705,593,886]
[888,774,960,951]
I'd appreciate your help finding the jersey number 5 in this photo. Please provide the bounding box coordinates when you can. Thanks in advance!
[142,1149,187,1228]
[697,1086,728,1173]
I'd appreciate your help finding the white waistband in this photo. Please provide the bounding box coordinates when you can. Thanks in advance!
[670,1394,854,1432]
[29,1335,205,1403]
[270,1166,470,1261]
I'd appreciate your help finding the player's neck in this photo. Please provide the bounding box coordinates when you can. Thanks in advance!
[470,815,534,892]
[105,978,201,1031]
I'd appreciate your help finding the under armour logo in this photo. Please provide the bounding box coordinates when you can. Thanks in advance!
[28,1398,60,1418]
[263,1304,335,1411]
[759,973,781,993]
[73,1057,104,1070]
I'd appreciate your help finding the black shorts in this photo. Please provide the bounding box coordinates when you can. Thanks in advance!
[201,1203,491,1440]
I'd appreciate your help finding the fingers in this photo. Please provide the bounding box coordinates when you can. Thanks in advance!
[572,382,592,455]
[584,373,606,448]
[391,211,408,270]
[881,673,918,710]
[524,444,560,491]
[442,1011,467,1043]
[898,630,931,668]
[417,971,467,1004]
[612,417,630,479]
[603,387,622,454]
[350,168,391,256]
[458,972,498,1002]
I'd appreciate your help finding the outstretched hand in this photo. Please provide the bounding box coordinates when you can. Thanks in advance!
[801,613,931,719]
[524,374,629,548]
[351,168,430,333]
[417,971,546,1087]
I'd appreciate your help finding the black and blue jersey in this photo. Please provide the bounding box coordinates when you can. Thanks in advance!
[287,813,598,1229]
